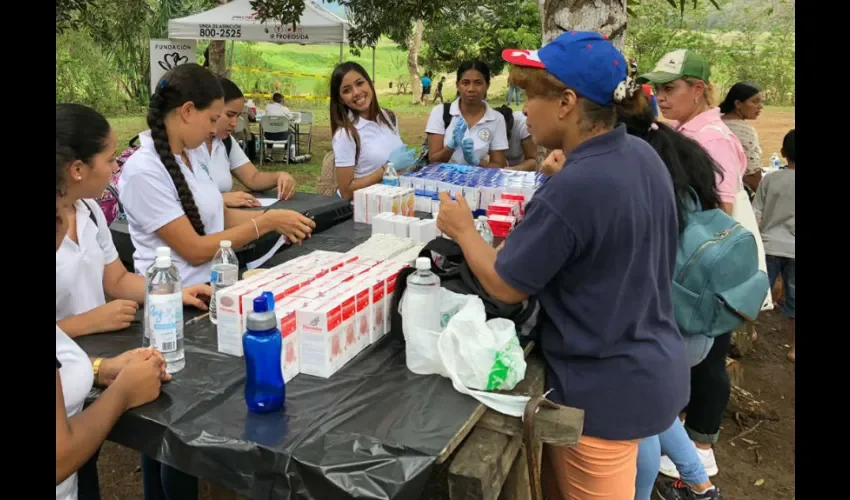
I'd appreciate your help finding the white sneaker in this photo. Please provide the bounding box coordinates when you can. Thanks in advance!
[658,454,680,479]
[658,447,719,479]
[696,447,719,477]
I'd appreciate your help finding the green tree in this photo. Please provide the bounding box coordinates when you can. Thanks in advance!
[421,0,541,76]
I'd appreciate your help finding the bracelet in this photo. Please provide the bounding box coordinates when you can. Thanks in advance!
[92,357,104,385]
[251,218,260,239]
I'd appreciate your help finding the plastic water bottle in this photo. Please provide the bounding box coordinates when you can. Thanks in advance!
[476,216,494,247]
[383,162,400,186]
[146,254,185,374]
[243,292,285,413]
[143,247,176,348]
[770,152,782,170]
[210,240,239,324]
[402,257,441,337]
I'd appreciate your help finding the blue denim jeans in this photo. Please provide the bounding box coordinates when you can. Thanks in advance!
[766,255,795,318]
[141,455,198,500]
[507,86,521,105]
[636,418,710,499]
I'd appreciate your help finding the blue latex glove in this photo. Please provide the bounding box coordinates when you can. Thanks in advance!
[387,144,417,172]
[446,118,468,149]
[461,138,478,165]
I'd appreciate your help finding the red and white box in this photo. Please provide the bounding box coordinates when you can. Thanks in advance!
[296,297,344,378]
[374,262,408,336]
[349,281,373,352]
[275,300,300,383]
[357,271,386,343]
[487,199,520,219]
[486,214,517,239]
[216,281,274,357]
[333,288,360,363]
[500,192,526,216]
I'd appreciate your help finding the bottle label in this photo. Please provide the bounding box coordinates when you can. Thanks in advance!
[148,293,182,352]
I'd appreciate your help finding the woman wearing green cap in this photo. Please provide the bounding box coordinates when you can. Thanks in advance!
[638,50,770,480]
[436,31,689,500]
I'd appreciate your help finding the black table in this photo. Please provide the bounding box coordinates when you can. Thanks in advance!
[79,219,480,500]
[110,192,352,273]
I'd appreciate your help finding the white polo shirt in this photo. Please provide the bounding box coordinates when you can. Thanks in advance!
[118,132,225,286]
[56,200,120,321]
[265,102,293,118]
[191,135,250,193]
[332,111,403,178]
[425,99,509,165]
[56,324,94,500]
[506,111,532,167]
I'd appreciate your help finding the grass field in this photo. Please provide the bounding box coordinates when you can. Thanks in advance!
[108,100,794,195]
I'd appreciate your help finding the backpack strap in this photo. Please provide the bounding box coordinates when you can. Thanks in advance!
[223,135,233,159]
[442,102,452,129]
[83,199,99,227]
[129,135,140,148]
[351,127,362,165]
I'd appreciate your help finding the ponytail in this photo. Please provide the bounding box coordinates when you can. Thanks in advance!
[145,63,224,236]
[615,95,723,232]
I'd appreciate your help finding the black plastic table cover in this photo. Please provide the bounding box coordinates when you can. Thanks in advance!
[78,220,480,500]
[109,192,352,272]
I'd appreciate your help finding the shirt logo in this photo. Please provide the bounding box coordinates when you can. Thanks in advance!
[199,163,213,180]
[478,128,492,142]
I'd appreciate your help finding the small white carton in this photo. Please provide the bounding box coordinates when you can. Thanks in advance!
[297,297,344,378]
[275,300,300,383]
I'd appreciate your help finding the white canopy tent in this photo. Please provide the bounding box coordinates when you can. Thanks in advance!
[168,0,374,76]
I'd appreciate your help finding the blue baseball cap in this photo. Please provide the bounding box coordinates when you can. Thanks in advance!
[502,31,627,106]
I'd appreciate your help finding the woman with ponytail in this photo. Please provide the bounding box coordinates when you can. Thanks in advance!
[118,64,315,288]
[616,86,724,500]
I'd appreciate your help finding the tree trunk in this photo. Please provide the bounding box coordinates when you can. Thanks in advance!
[207,0,230,77]
[533,0,628,169]
[407,19,424,104]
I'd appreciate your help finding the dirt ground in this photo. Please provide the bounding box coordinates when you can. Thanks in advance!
[93,108,795,499]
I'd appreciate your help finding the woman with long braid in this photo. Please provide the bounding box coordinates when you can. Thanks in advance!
[118,64,315,288]
[118,64,315,499]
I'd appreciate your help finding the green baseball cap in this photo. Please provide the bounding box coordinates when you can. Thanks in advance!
[638,49,710,84]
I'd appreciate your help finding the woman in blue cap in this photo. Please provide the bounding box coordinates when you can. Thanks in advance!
[436,31,689,499]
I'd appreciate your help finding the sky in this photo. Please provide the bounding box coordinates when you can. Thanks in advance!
[323,1,347,19]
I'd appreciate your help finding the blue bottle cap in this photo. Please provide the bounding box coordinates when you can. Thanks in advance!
[253,292,275,313]
[262,291,275,310]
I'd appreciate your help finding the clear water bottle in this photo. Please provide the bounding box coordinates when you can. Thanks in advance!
[770,152,782,170]
[210,240,239,324]
[383,161,400,186]
[402,258,442,372]
[475,216,494,247]
[143,247,176,348]
[146,254,185,374]
[243,292,285,413]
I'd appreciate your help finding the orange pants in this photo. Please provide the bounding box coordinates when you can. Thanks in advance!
[544,435,640,500]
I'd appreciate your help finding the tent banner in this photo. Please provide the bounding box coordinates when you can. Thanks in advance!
[150,39,197,94]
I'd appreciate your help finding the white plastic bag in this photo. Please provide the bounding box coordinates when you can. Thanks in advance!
[400,288,466,376]
[401,290,531,417]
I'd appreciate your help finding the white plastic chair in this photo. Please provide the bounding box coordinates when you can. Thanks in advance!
[296,111,314,155]
[260,115,292,166]
[233,115,248,150]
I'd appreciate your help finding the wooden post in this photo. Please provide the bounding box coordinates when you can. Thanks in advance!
[448,352,584,499]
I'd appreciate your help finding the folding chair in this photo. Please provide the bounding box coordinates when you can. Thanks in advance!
[259,115,292,167]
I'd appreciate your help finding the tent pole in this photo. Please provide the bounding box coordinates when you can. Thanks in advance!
[339,42,343,63]
[228,40,235,70]
[372,46,376,85]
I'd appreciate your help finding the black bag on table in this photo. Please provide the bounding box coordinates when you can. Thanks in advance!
[389,238,540,340]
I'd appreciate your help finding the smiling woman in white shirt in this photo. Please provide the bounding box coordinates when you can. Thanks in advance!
[330,61,417,200]
[55,104,211,339]
[426,60,509,168]
[117,64,316,288]
[193,79,297,209]
[55,141,170,500]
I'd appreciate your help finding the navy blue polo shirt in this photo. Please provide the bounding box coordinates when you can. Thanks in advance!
[494,125,689,441]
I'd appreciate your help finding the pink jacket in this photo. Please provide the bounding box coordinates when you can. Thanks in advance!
[673,108,747,204]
